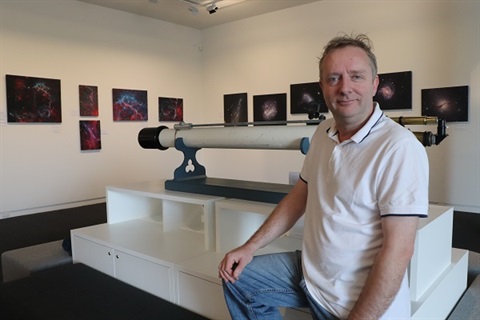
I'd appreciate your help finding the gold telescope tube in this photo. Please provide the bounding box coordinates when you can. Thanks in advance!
[390,116,438,126]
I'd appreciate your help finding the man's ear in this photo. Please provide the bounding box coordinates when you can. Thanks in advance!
[372,75,379,95]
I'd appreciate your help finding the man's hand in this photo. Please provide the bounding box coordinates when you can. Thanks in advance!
[218,179,308,284]
[218,244,255,283]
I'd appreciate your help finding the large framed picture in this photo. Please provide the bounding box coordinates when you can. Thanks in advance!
[112,88,148,121]
[422,85,468,122]
[6,74,62,123]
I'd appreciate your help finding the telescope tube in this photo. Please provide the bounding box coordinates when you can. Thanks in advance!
[138,125,317,151]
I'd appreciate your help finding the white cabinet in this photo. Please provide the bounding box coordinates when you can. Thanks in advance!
[71,223,176,301]
[176,269,230,320]
[72,180,467,320]
[72,235,115,275]
[115,250,173,301]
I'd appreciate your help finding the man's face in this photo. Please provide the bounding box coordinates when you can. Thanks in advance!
[320,46,379,127]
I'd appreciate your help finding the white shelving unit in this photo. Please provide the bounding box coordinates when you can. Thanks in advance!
[72,180,224,311]
[71,180,468,320]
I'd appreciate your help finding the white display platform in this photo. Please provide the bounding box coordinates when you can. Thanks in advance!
[71,180,467,320]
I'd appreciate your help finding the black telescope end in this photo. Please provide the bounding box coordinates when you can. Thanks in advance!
[138,126,169,150]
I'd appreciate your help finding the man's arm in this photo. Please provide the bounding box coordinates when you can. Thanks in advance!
[348,216,418,320]
[218,179,308,283]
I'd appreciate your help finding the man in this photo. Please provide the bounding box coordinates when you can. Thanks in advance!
[218,34,429,320]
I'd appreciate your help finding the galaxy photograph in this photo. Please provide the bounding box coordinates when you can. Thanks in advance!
[253,93,287,124]
[290,82,327,116]
[422,86,468,122]
[79,120,101,151]
[6,74,62,123]
[112,88,148,121]
[374,71,412,110]
[224,92,248,125]
[159,97,183,122]
[79,85,99,117]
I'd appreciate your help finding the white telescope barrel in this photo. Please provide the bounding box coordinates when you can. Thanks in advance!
[138,125,317,151]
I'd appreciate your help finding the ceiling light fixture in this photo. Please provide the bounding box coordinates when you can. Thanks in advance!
[206,3,218,14]
[180,0,247,13]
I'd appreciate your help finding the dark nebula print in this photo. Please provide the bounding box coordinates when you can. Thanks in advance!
[224,93,247,124]
[159,97,183,122]
[290,82,327,116]
[6,74,62,123]
[374,71,412,110]
[112,89,148,121]
[79,85,99,117]
[80,120,101,151]
[422,86,468,122]
[253,93,287,124]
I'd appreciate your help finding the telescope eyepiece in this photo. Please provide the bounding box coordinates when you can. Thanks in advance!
[138,126,169,150]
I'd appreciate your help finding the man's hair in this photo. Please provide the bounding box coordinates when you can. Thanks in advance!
[319,33,378,79]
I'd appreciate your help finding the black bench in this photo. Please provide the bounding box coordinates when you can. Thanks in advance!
[0,263,209,320]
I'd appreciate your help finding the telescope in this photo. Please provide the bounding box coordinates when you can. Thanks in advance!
[138,116,448,203]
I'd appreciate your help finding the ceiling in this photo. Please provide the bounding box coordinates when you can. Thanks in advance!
[79,0,321,29]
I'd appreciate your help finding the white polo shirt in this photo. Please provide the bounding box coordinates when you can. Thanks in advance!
[300,104,429,319]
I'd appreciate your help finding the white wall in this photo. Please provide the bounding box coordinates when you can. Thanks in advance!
[201,0,480,213]
[0,0,202,217]
[1,0,479,217]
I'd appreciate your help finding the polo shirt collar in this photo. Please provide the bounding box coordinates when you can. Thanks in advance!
[327,103,384,144]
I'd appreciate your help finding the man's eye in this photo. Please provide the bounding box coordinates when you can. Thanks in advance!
[327,76,339,84]
[352,74,364,81]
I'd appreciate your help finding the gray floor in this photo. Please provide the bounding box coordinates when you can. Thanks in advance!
[448,251,480,320]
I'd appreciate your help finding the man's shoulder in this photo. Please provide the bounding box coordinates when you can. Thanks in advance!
[377,116,417,139]
[369,116,424,151]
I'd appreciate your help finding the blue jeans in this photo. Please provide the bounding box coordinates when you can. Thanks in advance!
[222,251,339,320]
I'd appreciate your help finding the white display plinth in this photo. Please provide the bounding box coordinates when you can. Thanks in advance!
[71,180,467,320]
[410,205,454,300]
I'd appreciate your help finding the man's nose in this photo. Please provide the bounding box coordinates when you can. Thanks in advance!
[338,78,352,94]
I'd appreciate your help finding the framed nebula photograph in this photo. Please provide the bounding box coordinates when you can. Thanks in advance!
[159,97,183,122]
[224,92,248,124]
[374,71,412,110]
[112,88,148,121]
[79,120,101,151]
[290,82,327,116]
[422,86,469,122]
[6,74,62,123]
[79,85,99,117]
[253,93,287,124]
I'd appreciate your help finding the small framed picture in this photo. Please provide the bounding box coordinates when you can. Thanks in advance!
[290,82,327,115]
[159,97,183,122]
[374,71,412,110]
[79,85,99,117]
[224,92,248,124]
[253,93,287,124]
[80,120,101,151]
